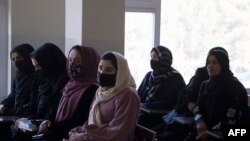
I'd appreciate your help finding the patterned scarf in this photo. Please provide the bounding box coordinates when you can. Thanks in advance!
[145,46,173,103]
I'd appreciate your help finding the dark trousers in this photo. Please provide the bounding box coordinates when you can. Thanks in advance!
[0,122,13,140]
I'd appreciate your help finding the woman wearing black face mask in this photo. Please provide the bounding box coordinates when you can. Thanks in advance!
[12,43,69,140]
[64,52,140,141]
[137,45,186,129]
[37,45,99,141]
[0,44,40,140]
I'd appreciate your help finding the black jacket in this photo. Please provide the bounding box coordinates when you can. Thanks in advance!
[194,75,248,129]
[138,68,186,109]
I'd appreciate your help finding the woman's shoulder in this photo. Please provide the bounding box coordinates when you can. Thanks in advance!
[169,68,183,77]
[144,71,152,78]
[117,88,140,101]
[227,77,247,91]
[168,68,185,82]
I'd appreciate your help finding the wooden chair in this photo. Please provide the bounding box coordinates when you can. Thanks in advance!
[134,124,157,141]
[140,107,170,114]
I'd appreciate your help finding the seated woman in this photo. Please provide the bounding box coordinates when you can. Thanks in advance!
[37,45,100,140]
[155,47,232,141]
[138,46,186,128]
[0,44,39,139]
[154,66,209,141]
[12,43,69,140]
[185,48,248,141]
[176,47,228,115]
[63,52,140,141]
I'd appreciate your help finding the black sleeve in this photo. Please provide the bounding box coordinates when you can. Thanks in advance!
[49,85,98,140]
[193,82,207,124]
[45,75,69,121]
[225,82,248,124]
[137,72,151,103]
[1,80,16,110]
[16,78,41,116]
[186,67,209,103]
[144,74,186,109]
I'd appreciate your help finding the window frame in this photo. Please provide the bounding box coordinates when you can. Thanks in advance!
[125,0,250,94]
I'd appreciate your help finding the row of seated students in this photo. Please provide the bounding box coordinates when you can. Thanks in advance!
[138,46,248,141]
[0,43,139,141]
[0,43,248,141]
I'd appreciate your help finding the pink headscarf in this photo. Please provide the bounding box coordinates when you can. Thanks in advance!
[55,45,100,121]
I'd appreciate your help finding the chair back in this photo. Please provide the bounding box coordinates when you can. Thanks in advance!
[134,124,157,141]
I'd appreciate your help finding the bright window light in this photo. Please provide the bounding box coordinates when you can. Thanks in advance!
[161,0,250,88]
[125,12,155,87]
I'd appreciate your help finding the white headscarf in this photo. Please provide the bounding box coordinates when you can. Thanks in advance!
[88,52,136,126]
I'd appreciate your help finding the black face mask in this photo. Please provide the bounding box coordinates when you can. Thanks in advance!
[70,62,81,77]
[98,72,116,87]
[35,68,49,79]
[14,60,27,72]
[150,60,161,70]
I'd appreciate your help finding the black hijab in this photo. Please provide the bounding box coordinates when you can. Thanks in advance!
[11,43,34,73]
[2,44,35,114]
[144,46,175,103]
[31,43,67,78]
[205,49,233,96]
[31,43,69,120]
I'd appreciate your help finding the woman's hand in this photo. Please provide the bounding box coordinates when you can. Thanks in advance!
[38,120,51,134]
[0,105,6,114]
[187,102,196,112]
[196,121,209,140]
[140,103,145,108]
[67,133,85,141]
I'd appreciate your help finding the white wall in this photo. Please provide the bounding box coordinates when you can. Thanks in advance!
[11,0,65,51]
[0,0,9,101]
[82,0,125,55]
[65,0,82,55]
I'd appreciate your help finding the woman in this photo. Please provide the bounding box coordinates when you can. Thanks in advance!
[154,47,228,141]
[138,45,186,128]
[30,43,69,121]
[186,48,248,141]
[0,44,38,140]
[0,44,37,116]
[12,43,69,140]
[38,45,100,140]
[64,52,140,141]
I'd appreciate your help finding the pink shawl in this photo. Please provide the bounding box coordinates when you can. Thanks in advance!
[55,45,100,121]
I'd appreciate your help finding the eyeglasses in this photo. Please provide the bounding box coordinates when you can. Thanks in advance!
[11,57,24,63]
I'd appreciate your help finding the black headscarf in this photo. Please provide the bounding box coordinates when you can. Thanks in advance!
[10,43,34,73]
[1,44,36,115]
[145,46,175,103]
[205,49,233,96]
[151,45,172,76]
[31,43,67,78]
[206,49,232,78]
[30,43,69,120]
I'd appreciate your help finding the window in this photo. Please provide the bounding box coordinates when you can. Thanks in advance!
[125,0,250,91]
[125,12,155,86]
[160,0,250,88]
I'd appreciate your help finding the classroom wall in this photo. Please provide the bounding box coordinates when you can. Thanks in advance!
[0,0,125,99]
[82,0,125,55]
[11,0,65,51]
[65,0,82,55]
[0,0,8,101]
